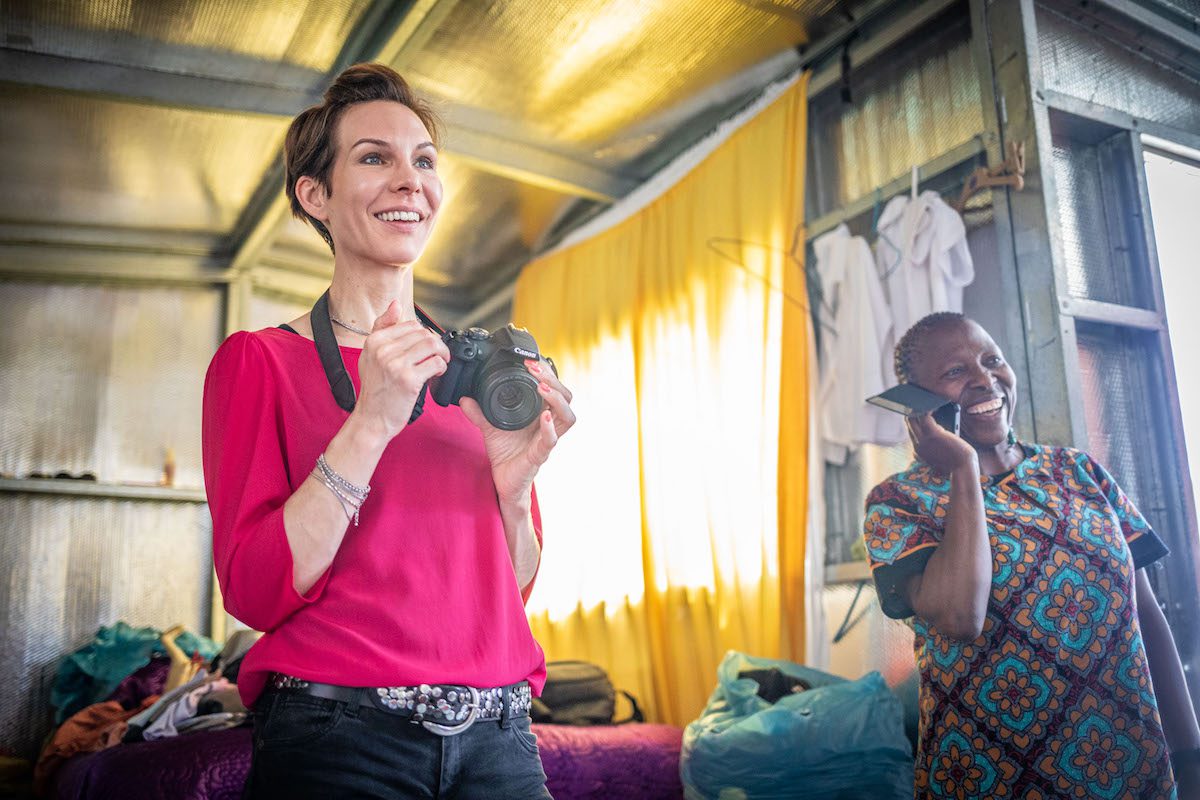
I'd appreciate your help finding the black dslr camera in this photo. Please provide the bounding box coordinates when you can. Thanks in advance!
[430,324,557,431]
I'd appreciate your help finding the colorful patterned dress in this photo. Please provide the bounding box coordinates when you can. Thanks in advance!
[863,443,1176,799]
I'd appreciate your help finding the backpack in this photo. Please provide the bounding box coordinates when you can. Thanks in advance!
[530,660,645,725]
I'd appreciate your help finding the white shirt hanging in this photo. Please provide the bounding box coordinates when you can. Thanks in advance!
[813,224,903,464]
[875,190,975,343]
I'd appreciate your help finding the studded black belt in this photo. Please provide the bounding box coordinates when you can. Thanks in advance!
[267,674,533,736]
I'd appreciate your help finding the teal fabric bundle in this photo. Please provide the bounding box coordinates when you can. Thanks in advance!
[50,622,219,723]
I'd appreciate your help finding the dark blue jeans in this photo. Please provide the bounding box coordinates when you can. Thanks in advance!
[245,690,553,799]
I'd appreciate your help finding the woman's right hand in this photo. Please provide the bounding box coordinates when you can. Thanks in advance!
[907,412,978,476]
[353,300,450,441]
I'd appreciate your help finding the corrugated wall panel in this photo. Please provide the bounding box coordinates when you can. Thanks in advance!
[0,282,221,487]
[808,9,982,215]
[0,495,213,759]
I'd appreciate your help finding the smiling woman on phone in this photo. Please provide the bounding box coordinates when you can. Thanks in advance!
[862,311,1200,799]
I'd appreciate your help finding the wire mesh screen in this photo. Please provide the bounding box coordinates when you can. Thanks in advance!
[1050,133,1152,308]
[1075,321,1156,517]
[807,8,982,215]
[825,443,913,566]
[1154,0,1200,17]
[824,581,917,688]
[0,282,221,487]
[1037,3,1200,134]
[0,495,213,759]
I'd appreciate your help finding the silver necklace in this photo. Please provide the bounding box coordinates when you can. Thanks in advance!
[330,315,370,337]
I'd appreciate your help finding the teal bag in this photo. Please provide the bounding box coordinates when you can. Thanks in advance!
[681,651,913,800]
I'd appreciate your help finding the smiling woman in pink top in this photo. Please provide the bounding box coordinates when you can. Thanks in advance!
[202,63,574,799]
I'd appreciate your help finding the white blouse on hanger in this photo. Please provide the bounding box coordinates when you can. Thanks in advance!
[813,224,904,464]
[875,190,975,342]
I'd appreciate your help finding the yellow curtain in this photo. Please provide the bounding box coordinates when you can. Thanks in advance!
[513,74,810,727]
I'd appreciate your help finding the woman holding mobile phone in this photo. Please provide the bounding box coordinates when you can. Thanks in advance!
[861,311,1199,799]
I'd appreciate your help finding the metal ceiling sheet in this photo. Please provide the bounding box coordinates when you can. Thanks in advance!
[2,0,371,72]
[0,84,288,233]
[421,156,574,289]
[407,0,834,151]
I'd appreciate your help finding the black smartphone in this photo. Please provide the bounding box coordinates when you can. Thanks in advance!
[866,384,961,436]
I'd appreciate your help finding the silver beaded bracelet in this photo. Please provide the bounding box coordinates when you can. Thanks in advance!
[312,453,370,526]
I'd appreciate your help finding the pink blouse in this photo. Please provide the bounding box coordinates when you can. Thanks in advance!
[202,328,545,706]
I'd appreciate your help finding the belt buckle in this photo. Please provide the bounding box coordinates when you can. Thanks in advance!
[421,686,480,737]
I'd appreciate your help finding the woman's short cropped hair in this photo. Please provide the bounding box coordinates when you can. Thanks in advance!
[893,311,967,383]
[283,63,442,252]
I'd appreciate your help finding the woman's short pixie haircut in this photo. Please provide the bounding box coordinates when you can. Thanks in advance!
[893,311,967,383]
[283,63,442,253]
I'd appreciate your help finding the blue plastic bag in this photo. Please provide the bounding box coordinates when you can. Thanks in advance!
[681,651,913,800]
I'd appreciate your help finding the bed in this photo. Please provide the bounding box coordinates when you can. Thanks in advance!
[50,719,684,799]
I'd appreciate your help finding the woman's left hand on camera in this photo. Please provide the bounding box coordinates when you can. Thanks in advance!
[459,360,575,506]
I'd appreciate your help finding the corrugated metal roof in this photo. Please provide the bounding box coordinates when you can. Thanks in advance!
[2,0,372,72]
[0,83,287,233]
[0,0,879,319]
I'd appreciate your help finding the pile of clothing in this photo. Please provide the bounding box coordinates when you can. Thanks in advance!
[34,622,259,794]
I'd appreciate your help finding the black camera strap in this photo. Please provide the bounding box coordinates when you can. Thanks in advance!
[309,289,438,422]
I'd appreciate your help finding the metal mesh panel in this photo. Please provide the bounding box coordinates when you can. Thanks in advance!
[1037,4,1200,133]
[0,282,221,487]
[1155,0,1200,16]
[1051,134,1151,307]
[824,582,916,686]
[808,11,982,214]
[825,443,912,565]
[1075,322,1152,512]
[1154,0,1200,16]
[0,495,212,759]
[1052,139,1120,303]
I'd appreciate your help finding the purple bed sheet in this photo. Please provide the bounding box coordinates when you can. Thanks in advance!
[52,722,684,800]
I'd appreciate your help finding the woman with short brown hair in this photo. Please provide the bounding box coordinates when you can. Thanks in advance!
[203,63,573,798]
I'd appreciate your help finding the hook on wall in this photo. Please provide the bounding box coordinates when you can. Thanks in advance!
[954,140,1026,213]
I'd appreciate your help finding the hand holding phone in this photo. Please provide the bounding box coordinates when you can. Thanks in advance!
[867,383,978,474]
[866,383,960,435]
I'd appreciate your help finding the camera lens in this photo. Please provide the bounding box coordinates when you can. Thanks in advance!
[495,382,525,412]
[479,370,541,430]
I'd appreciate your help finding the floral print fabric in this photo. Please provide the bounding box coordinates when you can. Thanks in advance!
[863,444,1175,799]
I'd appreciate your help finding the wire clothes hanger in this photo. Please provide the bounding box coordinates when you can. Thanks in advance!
[870,186,904,281]
[831,579,871,644]
[704,223,838,339]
